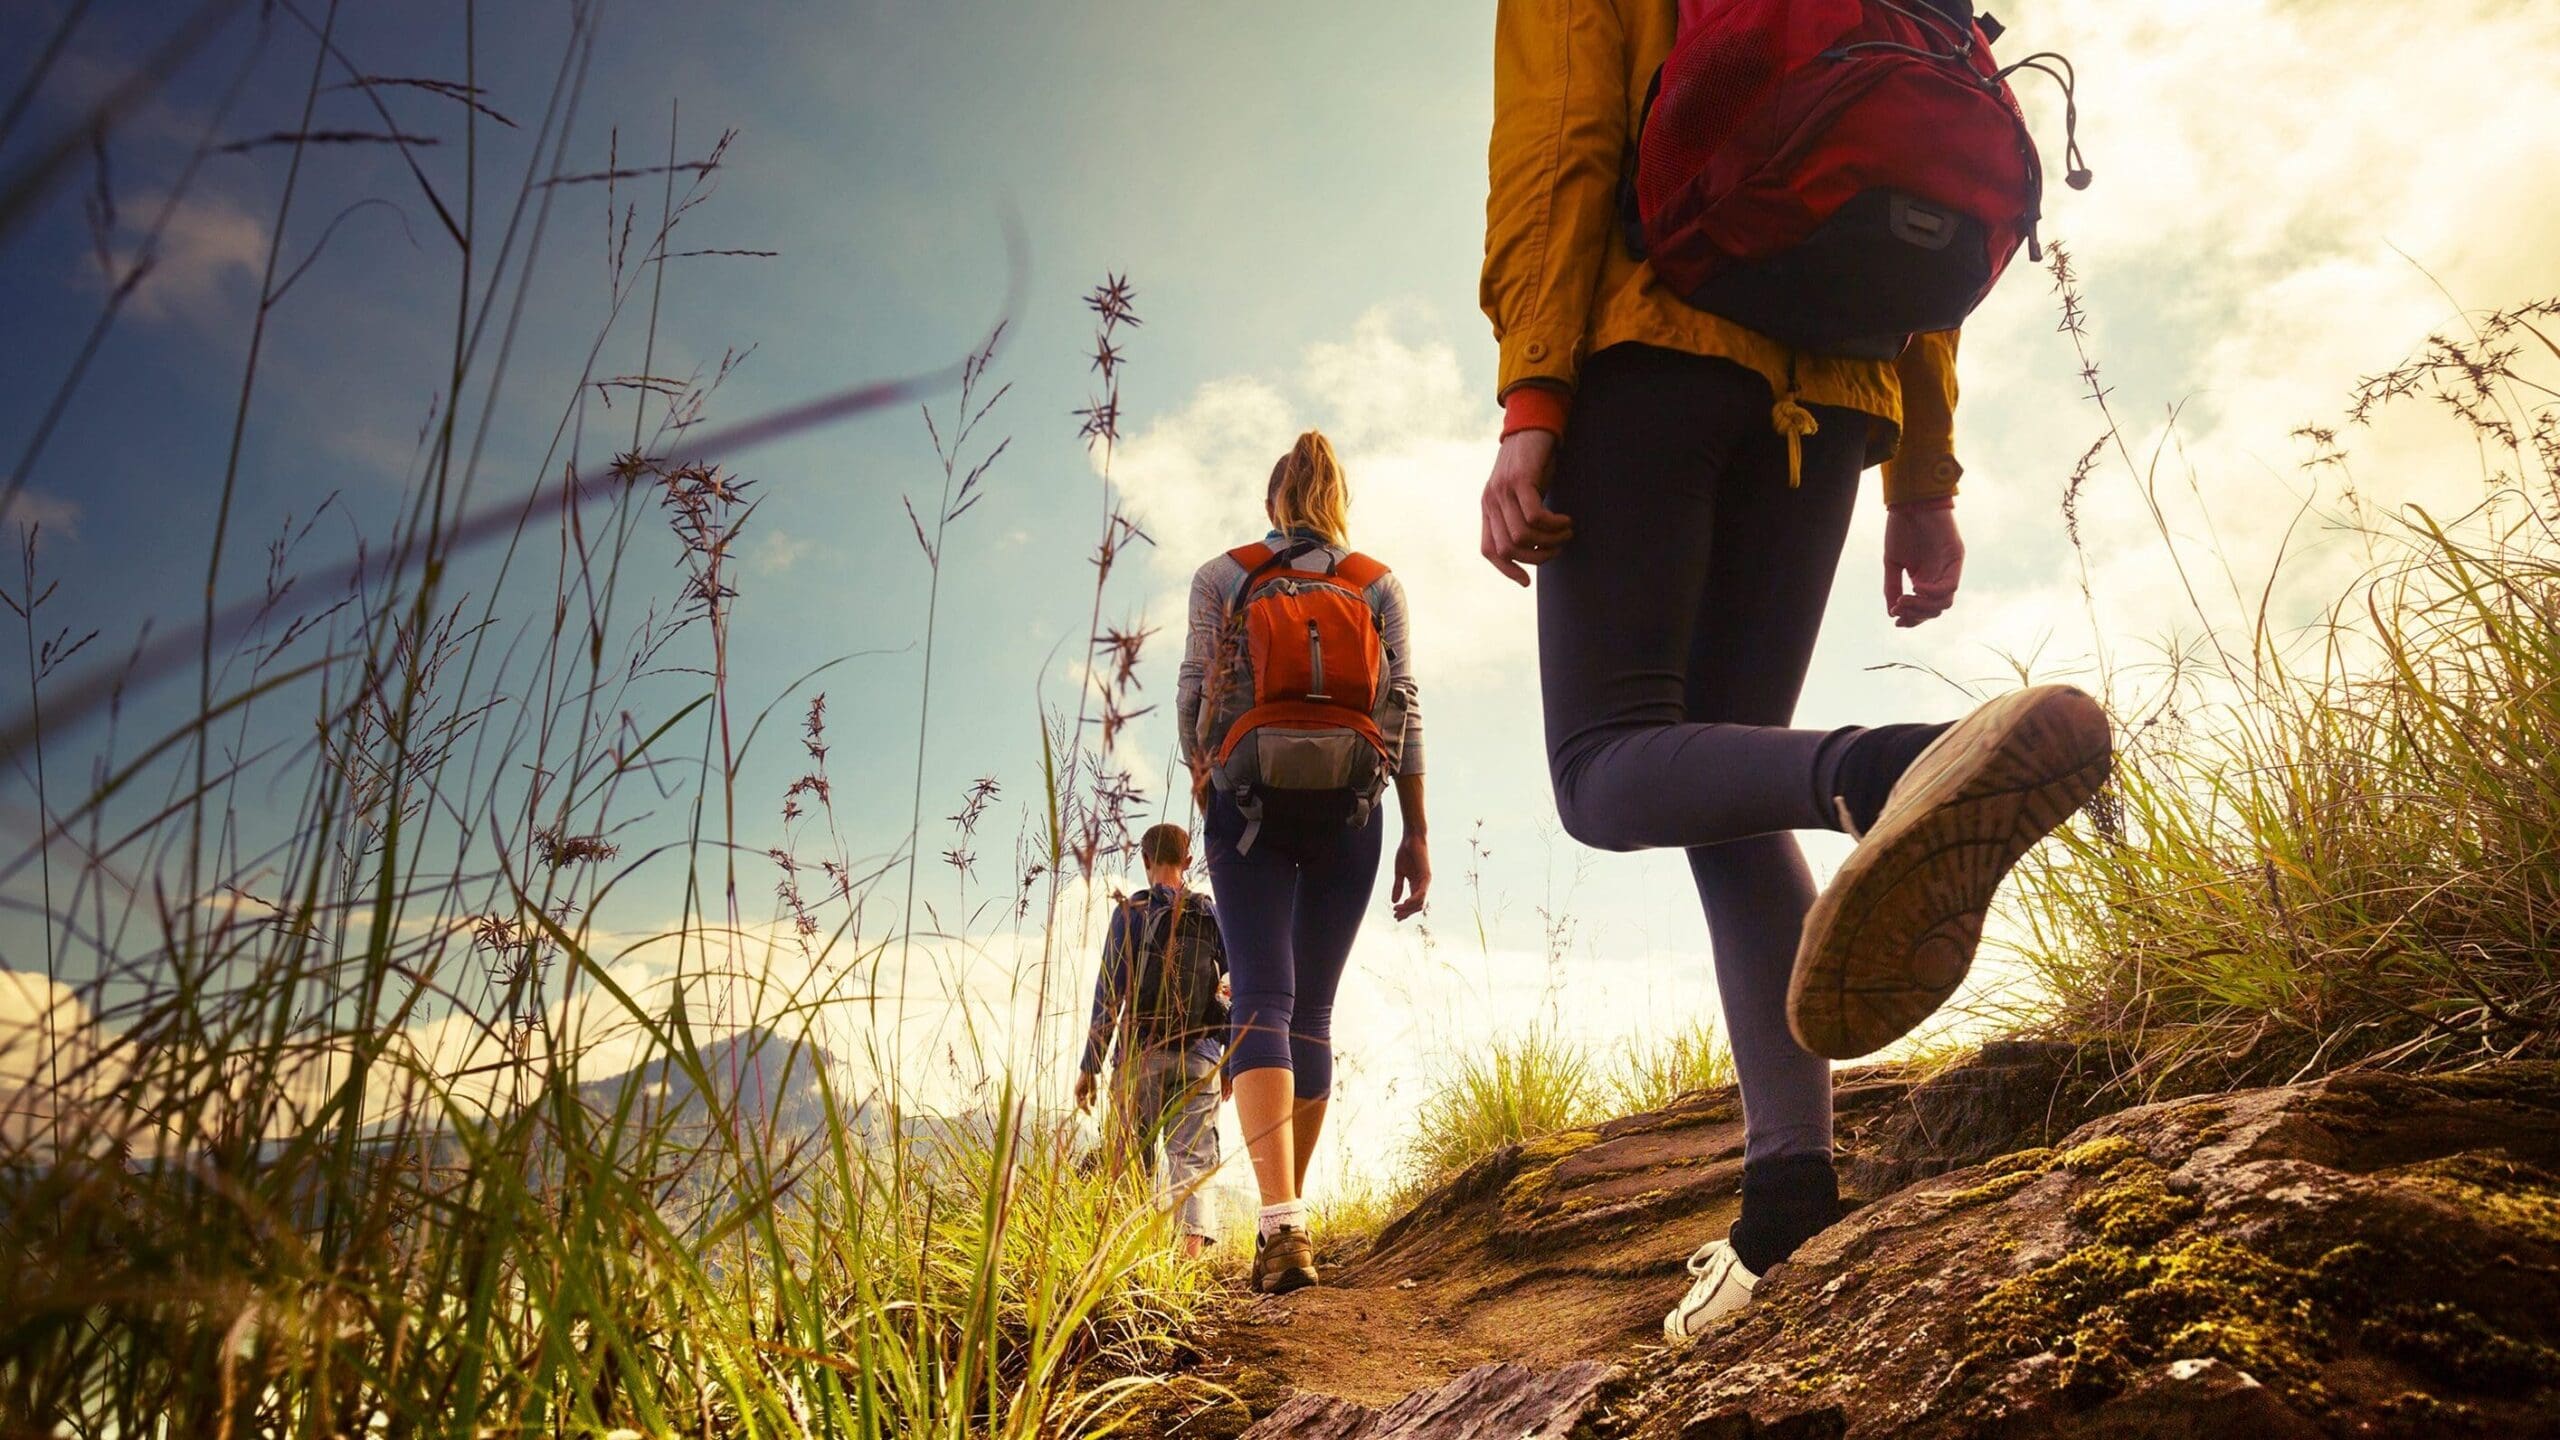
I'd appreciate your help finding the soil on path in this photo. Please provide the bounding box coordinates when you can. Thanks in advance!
[1132,1042,2105,1435]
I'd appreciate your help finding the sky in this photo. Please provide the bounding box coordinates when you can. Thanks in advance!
[2,0,2557,1193]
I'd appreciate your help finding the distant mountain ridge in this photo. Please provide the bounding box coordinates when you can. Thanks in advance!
[574,1027,862,1143]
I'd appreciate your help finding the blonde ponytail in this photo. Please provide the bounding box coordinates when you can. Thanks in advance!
[1266,430,1351,545]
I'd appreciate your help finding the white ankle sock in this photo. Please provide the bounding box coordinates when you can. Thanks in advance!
[1258,1200,1307,1239]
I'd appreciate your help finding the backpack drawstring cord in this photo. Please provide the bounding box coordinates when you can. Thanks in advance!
[1995,50,2093,192]
[1772,352,1819,488]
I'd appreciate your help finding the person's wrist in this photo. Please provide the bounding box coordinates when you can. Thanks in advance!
[1887,495,1956,513]
[1500,382,1571,440]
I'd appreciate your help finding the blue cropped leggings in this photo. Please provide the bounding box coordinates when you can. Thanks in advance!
[1203,793,1384,1100]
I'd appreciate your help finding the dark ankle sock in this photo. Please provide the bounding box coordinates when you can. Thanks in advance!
[1828,721,1952,834]
[1727,1153,1841,1274]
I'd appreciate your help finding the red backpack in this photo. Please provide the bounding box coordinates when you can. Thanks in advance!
[1207,541,1393,847]
[1626,0,2088,359]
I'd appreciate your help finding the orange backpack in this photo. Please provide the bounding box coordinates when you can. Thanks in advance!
[1208,540,1392,847]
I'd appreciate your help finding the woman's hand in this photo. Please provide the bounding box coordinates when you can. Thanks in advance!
[1391,833,1431,919]
[1883,500,1965,628]
[1480,429,1573,586]
[1188,758,1211,811]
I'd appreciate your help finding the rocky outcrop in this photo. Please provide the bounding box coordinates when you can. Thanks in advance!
[1363,1042,2109,1301]
[1839,1039,2114,1197]
[1183,1053,2560,1439]
[1594,1065,2560,1439]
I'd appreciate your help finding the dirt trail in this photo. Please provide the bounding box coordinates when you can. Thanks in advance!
[1132,1047,2104,1434]
[1206,1082,1789,1407]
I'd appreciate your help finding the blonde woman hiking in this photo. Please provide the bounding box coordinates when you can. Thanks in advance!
[1479,0,2112,1339]
[1178,431,1430,1295]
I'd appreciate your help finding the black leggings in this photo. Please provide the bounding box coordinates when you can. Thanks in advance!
[1536,343,1867,1162]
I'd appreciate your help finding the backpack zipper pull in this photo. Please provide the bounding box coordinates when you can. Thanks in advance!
[1306,620,1329,701]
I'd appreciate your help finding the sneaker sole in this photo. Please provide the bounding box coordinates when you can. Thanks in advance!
[1787,686,2113,1060]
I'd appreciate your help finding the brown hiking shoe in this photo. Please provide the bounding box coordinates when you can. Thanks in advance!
[1789,685,2112,1060]
[1252,1225,1319,1295]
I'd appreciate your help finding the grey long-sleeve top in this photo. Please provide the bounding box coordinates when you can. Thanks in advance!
[1177,529,1424,778]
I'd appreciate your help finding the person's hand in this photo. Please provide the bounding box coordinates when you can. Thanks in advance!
[1391,834,1431,919]
[1480,429,1572,586]
[1883,500,1964,628]
[1220,1071,1235,1103]
[1189,759,1211,811]
[1073,1070,1097,1113]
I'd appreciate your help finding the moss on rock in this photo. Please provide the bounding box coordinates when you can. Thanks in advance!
[2056,1135,2142,1175]
[1932,1169,2041,1211]
[1966,1202,2558,1420]
[2359,1301,2560,1394]
[1982,1146,2059,1177]
[2067,1157,2200,1246]
[1499,1129,1605,1212]
[2382,1150,2560,1245]
[1965,1233,2327,1402]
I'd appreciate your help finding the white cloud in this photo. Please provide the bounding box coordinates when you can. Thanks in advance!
[749,526,817,575]
[0,490,80,540]
[1934,0,2560,640]
[0,969,121,1153]
[1110,307,1528,686]
[0,969,84,1081]
[106,191,268,324]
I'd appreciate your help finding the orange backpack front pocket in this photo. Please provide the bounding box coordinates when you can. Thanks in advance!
[1241,580,1382,712]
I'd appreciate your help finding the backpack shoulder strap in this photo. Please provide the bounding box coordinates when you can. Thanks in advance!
[1225,539,1324,614]
[1333,552,1389,590]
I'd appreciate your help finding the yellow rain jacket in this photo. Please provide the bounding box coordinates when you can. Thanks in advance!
[1482,0,1965,505]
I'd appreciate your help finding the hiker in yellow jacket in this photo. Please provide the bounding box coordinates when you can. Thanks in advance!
[1478,0,2112,1341]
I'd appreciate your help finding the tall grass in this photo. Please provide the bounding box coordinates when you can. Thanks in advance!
[2001,277,2560,1096]
[0,11,1208,1436]
[2008,505,2560,1093]
[1398,1020,1735,1195]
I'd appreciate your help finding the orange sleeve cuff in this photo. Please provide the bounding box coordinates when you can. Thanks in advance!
[1500,383,1572,439]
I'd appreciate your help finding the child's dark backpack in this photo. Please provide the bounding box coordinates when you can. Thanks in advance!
[1129,893,1229,1050]
[1625,0,2088,359]
[1206,540,1394,849]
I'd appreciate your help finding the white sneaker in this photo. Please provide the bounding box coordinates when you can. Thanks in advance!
[1662,1238,1758,1342]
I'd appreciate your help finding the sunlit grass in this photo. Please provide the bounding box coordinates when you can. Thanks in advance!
[2004,506,2560,1096]
[0,10,1202,1434]
[1999,278,2560,1099]
[8,9,2560,1433]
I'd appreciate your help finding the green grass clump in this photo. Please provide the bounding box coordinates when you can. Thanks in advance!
[1400,1021,1736,1195]
[1405,1029,1601,1187]
[2007,506,2560,1095]
[1607,1017,1740,1116]
[1995,280,2560,1100]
